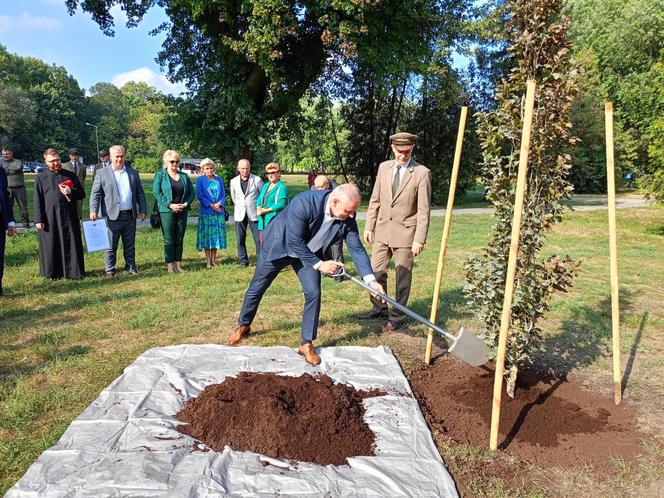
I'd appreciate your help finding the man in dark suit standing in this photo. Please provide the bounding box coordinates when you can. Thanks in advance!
[62,148,87,220]
[0,165,17,296]
[0,145,29,228]
[91,149,111,185]
[89,145,147,277]
[228,184,385,366]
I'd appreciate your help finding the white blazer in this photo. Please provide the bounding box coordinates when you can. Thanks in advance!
[230,173,263,222]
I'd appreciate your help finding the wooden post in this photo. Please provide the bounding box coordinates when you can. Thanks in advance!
[489,80,536,451]
[605,102,622,405]
[425,106,468,364]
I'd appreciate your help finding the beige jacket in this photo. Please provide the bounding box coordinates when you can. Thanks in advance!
[365,159,432,247]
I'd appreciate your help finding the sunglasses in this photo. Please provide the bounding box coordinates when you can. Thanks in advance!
[168,160,179,164]
[267,171,280,175]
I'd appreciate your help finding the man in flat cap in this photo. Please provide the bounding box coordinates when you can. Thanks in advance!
[358,132,432,332]
[62,148,87,219]
[91,149,111,184]
[0,145,29,228]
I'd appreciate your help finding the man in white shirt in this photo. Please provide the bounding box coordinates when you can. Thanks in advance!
[89,145,147,277]
[229,159,263,267]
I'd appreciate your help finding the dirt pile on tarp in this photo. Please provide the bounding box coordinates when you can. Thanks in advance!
[176,372,384,466]
[410,359,646,468]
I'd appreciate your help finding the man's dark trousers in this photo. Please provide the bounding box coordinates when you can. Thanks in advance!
[8,186,29,226]
[105,210,137,272]
[238,256,321,344]
[235,214,260,265]
[0,219,5,294]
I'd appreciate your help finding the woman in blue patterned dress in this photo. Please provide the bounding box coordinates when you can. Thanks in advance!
[196,158,227,268]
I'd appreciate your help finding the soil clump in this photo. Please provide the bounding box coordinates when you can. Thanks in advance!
[409,358,647,469]
[175,372,384,466]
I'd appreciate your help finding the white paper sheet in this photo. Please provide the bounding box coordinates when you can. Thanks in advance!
[7,345,458,497]
[81,218,111,253]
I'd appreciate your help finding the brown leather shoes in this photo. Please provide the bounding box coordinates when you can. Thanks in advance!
[382,321,401,333]
[298,342,321,366]
[228,324,250,345]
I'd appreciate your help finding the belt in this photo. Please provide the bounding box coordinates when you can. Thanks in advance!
[119,209,133,214]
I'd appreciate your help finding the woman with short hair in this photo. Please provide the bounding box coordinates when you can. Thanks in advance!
[153,149,195,273]
[256,162,288,244]
[196,158,227,268]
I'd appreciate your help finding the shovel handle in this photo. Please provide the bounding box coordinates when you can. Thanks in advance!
[333,269,456,342]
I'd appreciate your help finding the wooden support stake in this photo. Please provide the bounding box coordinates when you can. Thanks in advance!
[425,106,468,365]
[605,102,622,405]
[489,80,536,451]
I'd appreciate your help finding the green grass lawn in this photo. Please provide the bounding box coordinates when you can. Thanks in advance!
[1,178,663,495]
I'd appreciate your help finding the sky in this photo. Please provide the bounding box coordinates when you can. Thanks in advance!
[0,0,186,95]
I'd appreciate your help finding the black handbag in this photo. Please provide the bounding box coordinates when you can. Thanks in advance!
[149,200,161,229]
[223,207,229,222]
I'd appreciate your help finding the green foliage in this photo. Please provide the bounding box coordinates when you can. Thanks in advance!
[274,95,349,176]
[130,156,161,174]
[565,0,663,195]
[464,0,580,396]
[568,47,638,193]
[0,45,89,159]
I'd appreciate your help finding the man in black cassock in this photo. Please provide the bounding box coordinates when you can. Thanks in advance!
[34,148,86,279]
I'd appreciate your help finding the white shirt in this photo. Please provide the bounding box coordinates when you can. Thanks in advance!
[310,196,376,284]
[113,166,133,211]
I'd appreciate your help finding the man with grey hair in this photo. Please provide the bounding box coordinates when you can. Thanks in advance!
[228,184,384,366]
[90,145,147,277]
[229,158,263,267]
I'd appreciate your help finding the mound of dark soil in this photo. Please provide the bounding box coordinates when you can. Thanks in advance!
[175,372,384,466]
[410,359,646,468]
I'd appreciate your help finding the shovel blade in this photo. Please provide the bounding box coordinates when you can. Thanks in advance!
[448,327,491,367]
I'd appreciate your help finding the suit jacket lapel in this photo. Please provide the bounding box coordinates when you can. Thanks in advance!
[393,167,413,202]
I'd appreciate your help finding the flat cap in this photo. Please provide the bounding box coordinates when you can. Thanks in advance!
[99,149,109,156]
[68,147,80,155]
[389,132,417,144]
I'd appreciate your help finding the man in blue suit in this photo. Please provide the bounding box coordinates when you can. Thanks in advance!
[229,184,384,365]
[0,166,17,296]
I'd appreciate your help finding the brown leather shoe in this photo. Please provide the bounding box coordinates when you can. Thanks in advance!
[382,321,401,333]
[298,342,321,366]
[228,324,250,345]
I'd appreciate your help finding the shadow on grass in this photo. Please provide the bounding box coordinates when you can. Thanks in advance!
[535,288,638,377]
[622,311,648,396]
[320,286,471,349]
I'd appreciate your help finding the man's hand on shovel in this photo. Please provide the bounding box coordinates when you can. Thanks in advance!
[368,281,387,304]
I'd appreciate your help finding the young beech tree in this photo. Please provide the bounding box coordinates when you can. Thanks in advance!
[464,0,580,396]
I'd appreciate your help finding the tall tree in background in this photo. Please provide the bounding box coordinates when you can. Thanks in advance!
[464,0,580,396]
[565,0,663,198]
[0,45,90,159]
[66,0,435,159]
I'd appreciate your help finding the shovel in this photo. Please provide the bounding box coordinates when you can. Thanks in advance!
[332,268,491,367]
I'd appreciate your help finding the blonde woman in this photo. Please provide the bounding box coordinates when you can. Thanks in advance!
[256,162,288,244]
[196,158,227,268]
[153,149,195,273]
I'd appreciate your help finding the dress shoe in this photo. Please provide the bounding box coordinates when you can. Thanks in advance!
[356,309,388,320]
[127,268,139,276]
[228,324,250,345]
[382,321,401,333]
[298,342,321,366]
[105,271,115,278]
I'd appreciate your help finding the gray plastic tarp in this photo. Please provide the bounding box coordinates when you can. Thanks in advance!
[7,345,458,497]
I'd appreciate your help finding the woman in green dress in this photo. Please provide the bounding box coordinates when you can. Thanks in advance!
[256,162,288,244]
